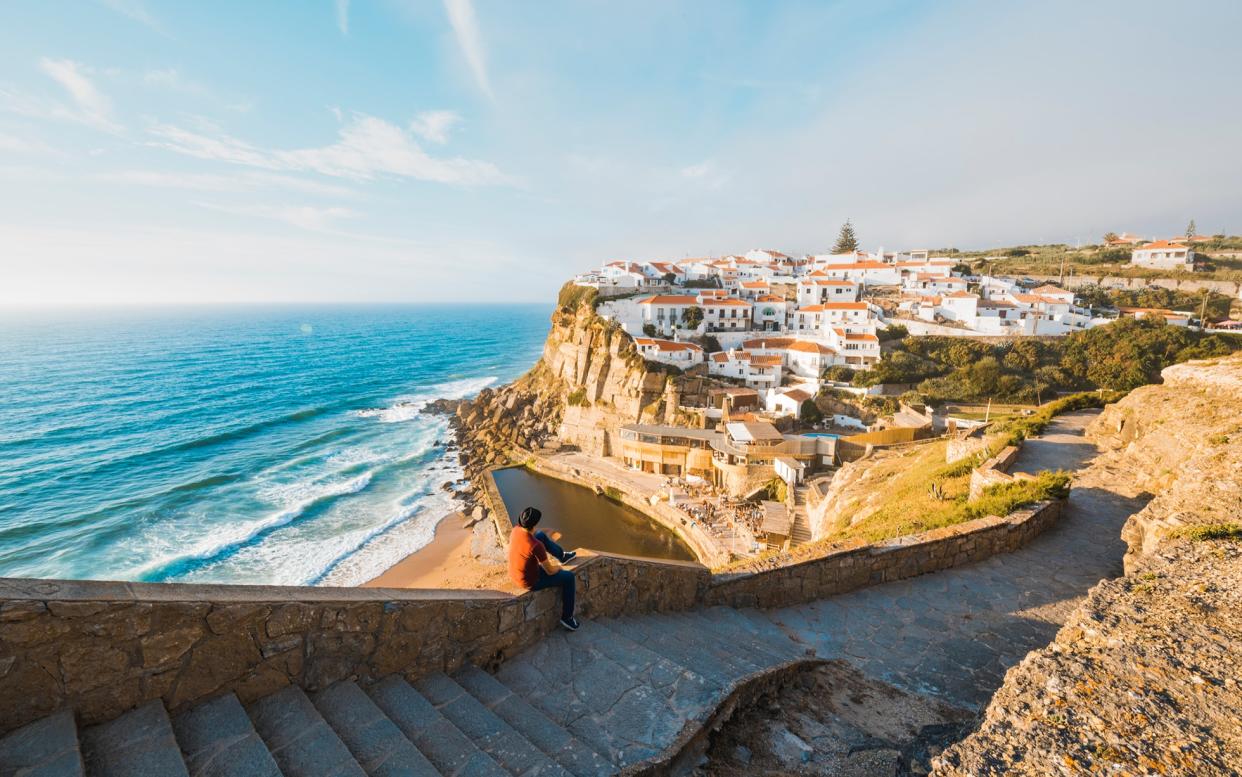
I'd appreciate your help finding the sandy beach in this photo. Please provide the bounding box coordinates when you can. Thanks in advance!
[363,510,516,591]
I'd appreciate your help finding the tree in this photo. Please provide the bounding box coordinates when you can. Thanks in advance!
[832,219,859,253]
[642,323,657,337]
[661,272,677,284]
[1102,231,1119,244]
[682,305,703,328]
[1186,220,1197,240]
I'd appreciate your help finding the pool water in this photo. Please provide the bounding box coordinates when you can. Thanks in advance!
[491,468,696,562]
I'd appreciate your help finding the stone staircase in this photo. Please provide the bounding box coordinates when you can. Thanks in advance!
[0,609,811,777]
[789,486,813,547]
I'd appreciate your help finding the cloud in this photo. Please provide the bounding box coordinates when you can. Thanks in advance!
[97,0,166,34]
[335,0,350,35]
[0,132,61,156]
[680,160,731,189]
[143,68,208,97]
[443,0,493,99]
[408,110,461,144]
[25,58,122,133]
[196,201,358,232]
[101,170,356,197]
[148,113,508,185]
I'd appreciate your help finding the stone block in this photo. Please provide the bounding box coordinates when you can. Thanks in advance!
[169,630,262,708]
[59,643,130,693]
[141,624,205,669]
[206,603,271,635]
[266,603,316,638]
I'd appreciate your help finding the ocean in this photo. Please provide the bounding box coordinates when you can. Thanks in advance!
[0,304,550,586]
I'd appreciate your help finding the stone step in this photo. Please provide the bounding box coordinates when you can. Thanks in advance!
[413,672,572,777]
[645,612,771,674]
[247,686,366,777]
[702,606,807,657]
[172,693,282,777]
[312,681,440,777]
[598,616,738,689]
[493,627,687,768]
[573,619,723,709]
[0,710,84,777]
[451,664,613,777]
[80,700,189,777]
[368,675,508,777]
[664,611,794,670]
[645,610,770,670]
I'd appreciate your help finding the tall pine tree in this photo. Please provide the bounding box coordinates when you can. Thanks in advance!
[832,219,859,253]
[1186,219,1197,240]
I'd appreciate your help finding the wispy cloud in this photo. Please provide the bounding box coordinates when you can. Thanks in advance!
[101,169,356,197]
[408,110,461,144]
[0,131,62,156]
[148,113,508,185]
[196,201,358,232]
[1,58,123,133]
[143,68,207,97]
[680,160,732,190]
[97,0,166,34]
[443,0,493,99]
[335,0,350,35]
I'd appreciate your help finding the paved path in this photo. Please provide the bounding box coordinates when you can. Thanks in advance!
[759,409,1146,709]
[1,411,1148,775]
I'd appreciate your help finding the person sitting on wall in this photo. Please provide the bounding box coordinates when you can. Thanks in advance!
[508,506,580,631]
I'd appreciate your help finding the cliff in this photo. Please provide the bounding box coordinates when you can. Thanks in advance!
[448,293,682,512]
[934,354,1242,775]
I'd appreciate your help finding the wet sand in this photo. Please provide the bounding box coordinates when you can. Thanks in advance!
[363,510,516,591]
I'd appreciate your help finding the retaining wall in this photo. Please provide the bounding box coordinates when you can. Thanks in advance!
[704,500,1061,609]
[0,554,706,734]
[0,496,1064,735]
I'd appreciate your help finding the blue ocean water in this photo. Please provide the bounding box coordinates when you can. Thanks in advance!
[0,304,550,586]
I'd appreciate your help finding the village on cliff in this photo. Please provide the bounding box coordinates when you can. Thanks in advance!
[548,226,1232,556]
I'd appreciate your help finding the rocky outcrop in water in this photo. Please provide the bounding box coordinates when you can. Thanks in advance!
[934,354,1242,775]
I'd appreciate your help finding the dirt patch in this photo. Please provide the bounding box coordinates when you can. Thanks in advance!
[692,660,973,776]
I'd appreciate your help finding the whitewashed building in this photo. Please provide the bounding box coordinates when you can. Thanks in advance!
[633,337,704,368]
[1131,241,1196,271]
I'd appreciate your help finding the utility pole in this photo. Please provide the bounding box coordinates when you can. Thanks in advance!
[1198,290,1209,330]
[1059,252,1067,285]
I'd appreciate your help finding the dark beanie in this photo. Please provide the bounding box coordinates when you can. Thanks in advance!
[518,507,542,529]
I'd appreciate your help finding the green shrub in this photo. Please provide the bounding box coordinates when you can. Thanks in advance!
[1171,523,1242,541]
[566,388,590,407]
[557,282,598,311]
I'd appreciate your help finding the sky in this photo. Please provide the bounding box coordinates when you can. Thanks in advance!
[1,0,1240,306]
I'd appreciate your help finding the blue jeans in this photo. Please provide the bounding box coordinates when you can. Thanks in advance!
[530,531,575,620]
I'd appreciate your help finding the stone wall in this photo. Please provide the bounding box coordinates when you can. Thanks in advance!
[0,553,707,734]
[704,501,1061,609]
[968,445,1022,499]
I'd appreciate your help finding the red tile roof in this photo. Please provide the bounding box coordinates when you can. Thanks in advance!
[638,295,699,305]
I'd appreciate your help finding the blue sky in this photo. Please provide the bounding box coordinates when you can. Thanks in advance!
[2,0,1240,305]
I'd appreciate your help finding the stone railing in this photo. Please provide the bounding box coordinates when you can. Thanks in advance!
[0,495,1064,735]
[705,500,1061,609]
[0,553,706,734]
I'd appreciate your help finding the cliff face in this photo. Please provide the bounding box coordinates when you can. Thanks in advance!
[1085,354,1242,565]
[449,300,670,509]
[934,355,1242,775]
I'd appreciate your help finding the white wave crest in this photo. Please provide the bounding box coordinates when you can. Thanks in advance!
[355,376,497,424]
[130,471,374,579]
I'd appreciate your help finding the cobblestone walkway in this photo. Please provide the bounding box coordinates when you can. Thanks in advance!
[759,409,1147,709]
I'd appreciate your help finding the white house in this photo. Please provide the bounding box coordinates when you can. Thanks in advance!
[1118,307,1191,327]
[902,273,967,295]
[827,328,880,366]
[708,350,782,390]
[790,302,872,334]
[736,280,772,299]
[766,387,814,418]
[633,337,704,368]
[1131,241,1196,271]
[796,277,861,306]
[784,340,838,378]
[635,294,700,335]
[809,262,902,286]
[751,295,789,331]
[701,298,753,332]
